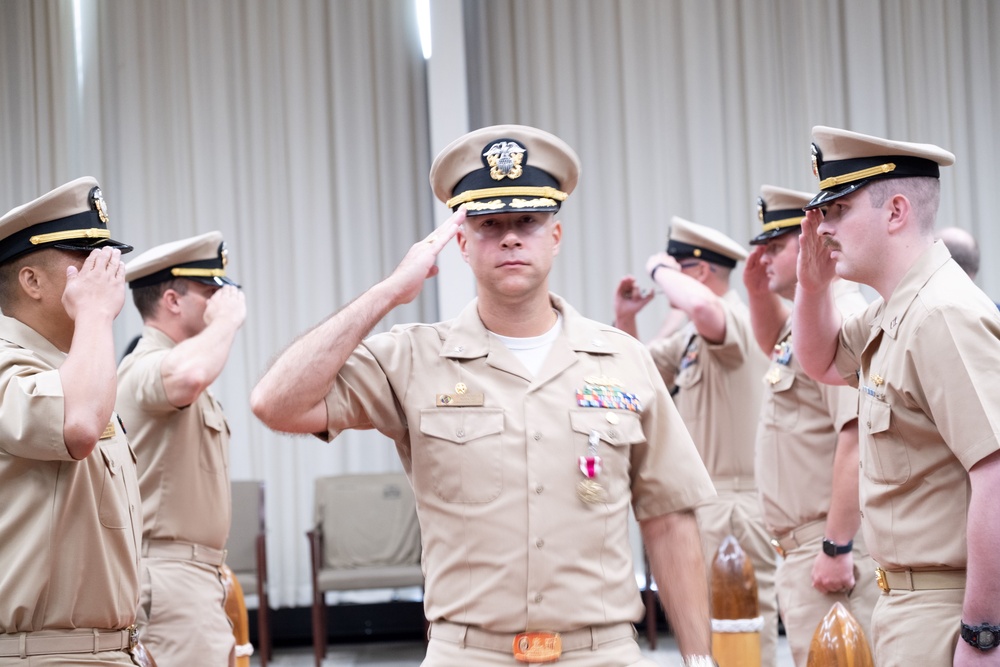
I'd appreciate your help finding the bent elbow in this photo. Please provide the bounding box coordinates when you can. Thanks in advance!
[63,418,101,460]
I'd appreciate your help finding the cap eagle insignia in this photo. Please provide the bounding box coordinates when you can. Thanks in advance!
[483,141,525,181]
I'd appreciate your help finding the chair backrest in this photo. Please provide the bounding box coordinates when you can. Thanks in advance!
[228,480,265,574]
[315,472,420,570]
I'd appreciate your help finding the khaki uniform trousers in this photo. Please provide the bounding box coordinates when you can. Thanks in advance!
[0,652,135,666]
[871,588,963,666]
[138,559,235,667]
[695,487,779,667]
[775,540,879,666]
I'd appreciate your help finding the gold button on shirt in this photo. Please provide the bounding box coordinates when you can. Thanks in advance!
[322,294,715,633]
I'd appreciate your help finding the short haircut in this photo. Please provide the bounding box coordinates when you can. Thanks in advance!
[0,250,59,311]
[866,177,940,234]
[132,278,190,320]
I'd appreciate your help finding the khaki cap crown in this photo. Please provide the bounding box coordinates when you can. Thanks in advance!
[126,231,238,288]
[429,125,580,217]
[667,216,748,268]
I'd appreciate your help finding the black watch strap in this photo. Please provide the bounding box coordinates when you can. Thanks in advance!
[821,538,853,556]
[962,623,1000,651]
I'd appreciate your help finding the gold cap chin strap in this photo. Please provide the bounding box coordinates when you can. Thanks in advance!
[171,268,226,278]
[760,215,805,233]
[819,162,896,190]
[447,185,567,210]
[29,228,111,245]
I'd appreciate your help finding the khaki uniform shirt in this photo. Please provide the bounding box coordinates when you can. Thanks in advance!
[756,281,868,535]
[834,242,1000,570]
[0,315,141,632]
[648,291,769,482]
[322,294,715,633]
[116,326,231,550]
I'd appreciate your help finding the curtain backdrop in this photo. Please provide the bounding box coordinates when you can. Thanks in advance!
[1,0,997,608]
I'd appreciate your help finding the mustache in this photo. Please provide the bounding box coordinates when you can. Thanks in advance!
[822,237,842,251]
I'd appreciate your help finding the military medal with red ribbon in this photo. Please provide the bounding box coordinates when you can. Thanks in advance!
[577,430,607,504]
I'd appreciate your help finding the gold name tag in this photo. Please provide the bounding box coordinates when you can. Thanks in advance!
[436,393,485,407]
[99,420,117,440]
[513,632,562,663]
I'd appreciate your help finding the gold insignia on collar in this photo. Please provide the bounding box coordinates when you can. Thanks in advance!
[584,375,623,388]
[455,382,467,395]
[870,373,884,387]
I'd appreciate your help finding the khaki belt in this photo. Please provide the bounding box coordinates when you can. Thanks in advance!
[875,567,966,593]
[770,519,827,558]
[0,626,137,658]
[711,476,756,493]
[143,539,226,566]
[429,620,636,655]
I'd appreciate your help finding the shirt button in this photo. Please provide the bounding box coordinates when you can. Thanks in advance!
[534,593,543,603]
[535,485,544,494]
[535,538,544,548]
[533,432,542,440]
[866,421,871,428]
[456,429,465,438]
[608,429,619,440]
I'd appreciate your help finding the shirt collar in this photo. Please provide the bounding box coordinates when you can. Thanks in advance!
[875,240,951,339]
[440,293,618,359]
[0,314,67,368]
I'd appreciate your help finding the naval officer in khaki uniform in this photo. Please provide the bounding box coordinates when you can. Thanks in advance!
[743,185,877,664]
[116,232,245,666]
[0,178,143,665]
[614,218,778,667]
[252,125,719,667]
[793,126,1000,665]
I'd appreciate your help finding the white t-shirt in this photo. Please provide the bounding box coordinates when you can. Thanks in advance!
[489,311,563,377]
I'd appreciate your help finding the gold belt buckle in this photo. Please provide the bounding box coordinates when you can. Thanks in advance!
[512,632,562,663]
[769,538,786,558]
[875,567,890,593]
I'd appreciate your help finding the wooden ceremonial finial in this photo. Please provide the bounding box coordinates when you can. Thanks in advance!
[710,535,762,667]
[806,602,874,667]
[222,563,254,667]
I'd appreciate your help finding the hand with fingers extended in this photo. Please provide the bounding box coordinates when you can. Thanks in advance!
[645,252,680,283]
[204,285,247,329]
[796,209,838,294]
[743,245,771,297]
[386,206,466,306]
[61,246,126,323]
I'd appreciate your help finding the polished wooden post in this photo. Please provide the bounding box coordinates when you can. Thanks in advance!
[806,602,874,667]
[222,563,254,667]
[710,535,762,667]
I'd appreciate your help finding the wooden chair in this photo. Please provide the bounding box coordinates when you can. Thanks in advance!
[307,472,424,667]
[227,480,271,666]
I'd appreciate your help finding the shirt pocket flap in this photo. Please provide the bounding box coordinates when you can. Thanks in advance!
[202,407,226,432]
[866,400,891,435]
[420,408,504,444]
[569,410,645,446]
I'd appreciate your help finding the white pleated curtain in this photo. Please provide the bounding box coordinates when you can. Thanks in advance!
[2,0,998,608]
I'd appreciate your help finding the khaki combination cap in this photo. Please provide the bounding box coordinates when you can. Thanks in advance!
[0,177,132,265]
[126,231,239,289]
[750,185,814,246]
[429,124,580,217]
[667,216,748,268]
[806,126,955,210]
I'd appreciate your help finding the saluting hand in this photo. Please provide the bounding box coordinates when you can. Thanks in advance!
[204,285,247,329]
[743,245,770,296]
[613,275,654,323]
[645,251,680,283]
[796,209,838,294]
[61,246,126,323]
[385,206,465,306]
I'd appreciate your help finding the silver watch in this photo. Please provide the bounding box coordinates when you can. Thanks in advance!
[682,657,718,667]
